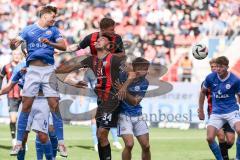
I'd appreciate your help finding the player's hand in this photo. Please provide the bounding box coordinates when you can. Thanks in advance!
[40,38,51,45]
[114,80,123,90]
[67,44,79,52]
[10,39,19,50]
[198,108,205,120]
[72,80,88,88]
[116,85,127,100]
[128,71,136,80]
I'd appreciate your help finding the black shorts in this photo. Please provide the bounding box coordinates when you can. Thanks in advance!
[8,98,21,113]
[96,97,120,128]
[96,109,119,129]
[222,122,234,133]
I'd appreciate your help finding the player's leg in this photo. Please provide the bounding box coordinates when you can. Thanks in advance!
[37,131,53,160]
[91,118,98,152]
[8,98,21,146]
[48,113,58,159]
[11,97,34,155]
[121,135,134,160]
[133,115,150,160]
[17,131,28,160]
[227,110,240,160]
[97,126,110,160]
[42,66,67,157]
[136,134,151,160]
[13,67,40,155]
[207,114,225,160]
[217,128,229,160]
[118,114,135,160]
[110,128,122,150]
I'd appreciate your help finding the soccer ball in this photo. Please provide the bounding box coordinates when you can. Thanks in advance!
[192,43,208,60]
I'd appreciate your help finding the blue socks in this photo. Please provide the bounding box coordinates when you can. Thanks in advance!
[17,148,26,160]
[49,131,58,158]
[17,112,30,143]
[209,140,223,160]
[236,136,240,159]
[51,112,64,141]
[35,136,44,160]
[91,124,98,145]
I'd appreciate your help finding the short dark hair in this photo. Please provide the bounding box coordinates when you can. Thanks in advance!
[39,6,57,17]
[132,57,150,70]
[215,56,229,66]
[99,18,115,29]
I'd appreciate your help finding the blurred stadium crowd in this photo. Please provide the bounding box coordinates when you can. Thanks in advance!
[0,0,239,81]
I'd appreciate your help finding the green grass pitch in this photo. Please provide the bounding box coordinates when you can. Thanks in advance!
[0,124,236,160]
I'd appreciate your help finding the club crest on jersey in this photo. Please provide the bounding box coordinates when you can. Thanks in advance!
[46,30,52,35]
[226,84,231,89]
[103,61,107,66]
[134,86,140,91]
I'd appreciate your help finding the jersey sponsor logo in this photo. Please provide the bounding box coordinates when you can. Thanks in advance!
[226,84,231,89]
[103,61,107,66]
[29,42,47,48]
[215,90,229,99]
[213,84,217,86]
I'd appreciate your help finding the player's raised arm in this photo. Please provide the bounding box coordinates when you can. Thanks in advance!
[55,56,91,74]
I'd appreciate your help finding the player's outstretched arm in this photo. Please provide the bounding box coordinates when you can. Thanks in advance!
[0,81,16,95]
[9,38,23,50]
[198,87,207,120]
[41,38,66,51]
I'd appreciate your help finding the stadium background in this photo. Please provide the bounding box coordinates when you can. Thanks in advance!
[0,0,240,159]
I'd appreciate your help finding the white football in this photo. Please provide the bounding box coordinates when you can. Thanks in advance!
[192,43,208,60]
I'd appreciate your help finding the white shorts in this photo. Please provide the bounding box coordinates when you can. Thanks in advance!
[26,97,50,134]
[207,110,240,130]
[117,114,149,137]
[22,65,59,97]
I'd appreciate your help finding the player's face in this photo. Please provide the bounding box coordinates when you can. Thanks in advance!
[44,12,56,26]
[95,37,109,50]
[12,51,21,63]
[134,66,148,78]
[216,64,228,76]
[101,26,115,35]
[210,63,217,72]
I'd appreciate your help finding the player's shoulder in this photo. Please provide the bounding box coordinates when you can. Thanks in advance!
[229,72,240,81]
[206,72,217,79]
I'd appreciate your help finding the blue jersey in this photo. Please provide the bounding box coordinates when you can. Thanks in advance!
[203,72,240,114]
[19,23,63,66]
[119,71,149,116]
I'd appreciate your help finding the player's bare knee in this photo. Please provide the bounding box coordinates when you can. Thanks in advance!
[38,132,49,144]
[125,142,134,151]
[206,136,215,144]
[142,144,150,152]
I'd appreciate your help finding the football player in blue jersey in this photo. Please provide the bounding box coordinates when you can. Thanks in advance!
[116,57,151,160]
[198,58,235,160]
[9,6,67,157]
[198,56,240,160]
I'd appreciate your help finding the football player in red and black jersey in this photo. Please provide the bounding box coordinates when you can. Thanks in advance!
[0,50,22,147]
[56,33,133,160]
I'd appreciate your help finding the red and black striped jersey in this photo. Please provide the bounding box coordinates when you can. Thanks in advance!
[0,63,21,99]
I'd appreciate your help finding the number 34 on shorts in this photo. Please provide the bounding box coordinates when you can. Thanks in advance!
[102,113,112,122]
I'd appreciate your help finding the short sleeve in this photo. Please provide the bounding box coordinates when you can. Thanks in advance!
[78,34,91,49]
[53,27,63,42]
[203,74,212,89]
[19,26,29,41]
